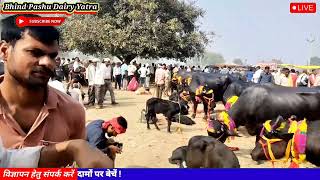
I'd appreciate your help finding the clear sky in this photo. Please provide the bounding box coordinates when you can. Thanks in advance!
[193,0,320,65]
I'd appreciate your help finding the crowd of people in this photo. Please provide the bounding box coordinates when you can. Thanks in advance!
[245,66,320,87]
[48,58,320,106]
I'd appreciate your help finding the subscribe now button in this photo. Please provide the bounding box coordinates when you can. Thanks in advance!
[16,16,66,27]
[290,2,316,13]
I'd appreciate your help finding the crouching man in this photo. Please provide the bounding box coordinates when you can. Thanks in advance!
[86,117,127,160]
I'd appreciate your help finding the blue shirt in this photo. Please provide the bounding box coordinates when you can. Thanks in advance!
[246,71,254,82]
[86,120,107,150]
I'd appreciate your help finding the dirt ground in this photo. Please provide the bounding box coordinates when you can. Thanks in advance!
[85,88,316,168]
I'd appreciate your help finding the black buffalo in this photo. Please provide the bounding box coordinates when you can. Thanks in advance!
[169,136,240,168]
[251,116,320,167]
[171,114,195,125]
[222,80,255,104]
[229,85,320,135]
[207,119,240,143]
[145,98,189,132]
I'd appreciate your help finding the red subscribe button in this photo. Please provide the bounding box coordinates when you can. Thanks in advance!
[16,16,66,27]
[290,2,316,13]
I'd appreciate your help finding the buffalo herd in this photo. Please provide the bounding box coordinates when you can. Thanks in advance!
[144,69,320,168]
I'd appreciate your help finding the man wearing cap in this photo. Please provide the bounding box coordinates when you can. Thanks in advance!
[86,116,127,160]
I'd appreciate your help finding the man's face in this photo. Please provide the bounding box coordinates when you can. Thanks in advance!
[265,68,270,73]
[107,125,118,137]
[0,32,58,89]
[56,58,61,67]
[285,70,289,77]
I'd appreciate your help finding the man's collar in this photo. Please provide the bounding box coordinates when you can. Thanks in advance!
[46,86,58,109]
[0,75,58,113]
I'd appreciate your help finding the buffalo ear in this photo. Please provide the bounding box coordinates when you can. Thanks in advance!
[273,115,285,130]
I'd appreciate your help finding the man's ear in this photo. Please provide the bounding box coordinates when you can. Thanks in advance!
[0,40,10,62]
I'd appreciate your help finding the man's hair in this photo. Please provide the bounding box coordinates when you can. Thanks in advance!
[1,14,60,45]
[290,69,295,73]
[117,116,127,129]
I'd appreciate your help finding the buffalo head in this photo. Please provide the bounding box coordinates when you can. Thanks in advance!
[250,115,294,162]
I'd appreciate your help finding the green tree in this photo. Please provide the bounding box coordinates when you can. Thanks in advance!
[233,58,244,65]
[59,0,210,64]
[310,56,320,65]
[200,51,225,65]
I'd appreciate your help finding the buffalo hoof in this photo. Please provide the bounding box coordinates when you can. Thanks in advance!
[191,114,196,119]
[228,147,240,151]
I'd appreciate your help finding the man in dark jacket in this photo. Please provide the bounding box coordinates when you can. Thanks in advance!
[258,66,274,84]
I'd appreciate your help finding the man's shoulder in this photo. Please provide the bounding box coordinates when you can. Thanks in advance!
[49,86,84,111]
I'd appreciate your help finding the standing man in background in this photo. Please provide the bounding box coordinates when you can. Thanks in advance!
[94,59,106,109]
[138,64,148,88]
[155,64,166,99]
[258,66,274,84]
[121,61,128,89]
[128,62,137,83]
[113,62,122,90]
[104,60,117,105]
[85,59,97,106]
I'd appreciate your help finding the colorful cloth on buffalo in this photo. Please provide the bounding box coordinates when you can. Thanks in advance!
[219,111,237,141]
[225,96,239,111]
[288,119,307,167]
[195,86,204,96]
[262,118,307,168]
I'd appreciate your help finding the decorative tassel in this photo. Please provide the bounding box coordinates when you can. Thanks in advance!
[289,161,299,168]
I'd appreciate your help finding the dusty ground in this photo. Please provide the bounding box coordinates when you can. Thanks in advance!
[85,88,316,168]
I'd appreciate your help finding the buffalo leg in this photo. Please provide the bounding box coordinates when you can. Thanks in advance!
[146,114,151,129]
[203,101,208,120]
[192,101,198,119]
[153,117,160,130]
[167,118,172,133]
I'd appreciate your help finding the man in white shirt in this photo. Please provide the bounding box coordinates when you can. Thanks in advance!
[121,62,128,88]
[48,77,66,94]
[128,63,137,82]
[85,60,97,106]
[94,60,107,109]
[0,138,113,168]
[138,64,148,87]
[73,57,81,71]
[104,60,117,105]
[155,64,166,99]
[253,66,263,83]
[113,62,122,90]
